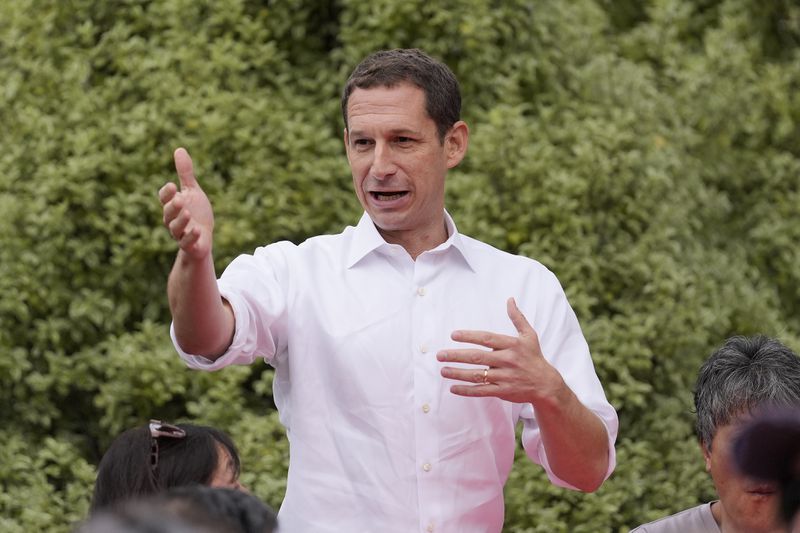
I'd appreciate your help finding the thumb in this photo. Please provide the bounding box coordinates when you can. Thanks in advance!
[507,297,544,356]
[173,147,199,190]
[507,297,534,337]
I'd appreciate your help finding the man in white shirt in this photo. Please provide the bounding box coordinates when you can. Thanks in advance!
[159,48,618,532]
[630,336,800,533]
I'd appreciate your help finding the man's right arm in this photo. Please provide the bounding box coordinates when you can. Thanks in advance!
[159,148,234,360]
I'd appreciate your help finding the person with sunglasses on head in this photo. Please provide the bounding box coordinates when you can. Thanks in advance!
[90,420,245,512]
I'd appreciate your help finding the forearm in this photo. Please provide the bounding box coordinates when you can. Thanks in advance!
[168,250,235,359]
[533,383,610,492]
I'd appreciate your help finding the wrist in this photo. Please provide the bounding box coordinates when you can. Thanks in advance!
[176,247,213,267]
[529,374,571,411]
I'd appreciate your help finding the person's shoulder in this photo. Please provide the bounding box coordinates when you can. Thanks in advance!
[296,224,353,247]
[629,503,719,533]
[457,232,551,273]
[254,225,352,256]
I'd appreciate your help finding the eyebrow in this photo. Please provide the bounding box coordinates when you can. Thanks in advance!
[348,128,422,138]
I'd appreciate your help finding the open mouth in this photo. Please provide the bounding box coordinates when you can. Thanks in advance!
[370,191,408,201]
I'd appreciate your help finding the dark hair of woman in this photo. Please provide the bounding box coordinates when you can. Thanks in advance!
[90,421,241,512]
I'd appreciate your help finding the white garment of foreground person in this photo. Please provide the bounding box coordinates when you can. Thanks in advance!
[174,212,618,532]
[160,48,618,533]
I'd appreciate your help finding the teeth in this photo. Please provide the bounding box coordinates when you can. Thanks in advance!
[374,192,405,201]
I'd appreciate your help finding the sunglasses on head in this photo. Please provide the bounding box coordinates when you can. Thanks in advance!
[149,419,187,478]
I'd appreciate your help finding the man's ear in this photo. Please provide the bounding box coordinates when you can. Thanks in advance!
[445,121,469,169]
[700,439,712,472]
[343,128,351,160]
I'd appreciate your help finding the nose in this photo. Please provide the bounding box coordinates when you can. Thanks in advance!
[370,142,396,179]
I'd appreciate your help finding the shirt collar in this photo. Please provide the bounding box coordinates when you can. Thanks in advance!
[346,211,476,271]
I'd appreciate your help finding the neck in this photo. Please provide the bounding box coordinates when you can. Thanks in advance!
[712,501,787,533]
[378,219,448,260]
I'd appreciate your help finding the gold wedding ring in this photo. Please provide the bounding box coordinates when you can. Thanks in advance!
[483,367,489,385]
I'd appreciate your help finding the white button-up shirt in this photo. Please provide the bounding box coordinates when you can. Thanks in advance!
[174,212,618,533]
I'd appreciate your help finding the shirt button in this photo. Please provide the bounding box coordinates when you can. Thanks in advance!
[422,463,431,472]
[422,403,430,413]
[419,344,428,353]
[416,286,426,296]
[427,525,434,532]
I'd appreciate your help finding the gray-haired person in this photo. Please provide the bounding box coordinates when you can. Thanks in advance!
[631,335,800,533]
[735,408,800,529]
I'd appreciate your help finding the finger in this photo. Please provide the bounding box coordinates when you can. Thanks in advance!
[507,297,534,337]
[507,297,545,358]
[449,384,496,397]
[168,210,191,240]
[450,329,515,350]
[178,226,201,250]
[158,182,177,206]
[437,348,504,367]
[162,195,185,226]
[440,366,489,384]
[441,365,511,383]
[173,147,199,190]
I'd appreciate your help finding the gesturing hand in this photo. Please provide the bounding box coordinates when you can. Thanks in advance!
[158,148,215,260]
[437,297,568,405]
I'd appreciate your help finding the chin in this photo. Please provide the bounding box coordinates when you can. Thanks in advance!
[731,500,782,531]
[370,215,409,232]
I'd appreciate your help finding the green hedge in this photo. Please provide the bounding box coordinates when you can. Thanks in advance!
[1,0,799,531]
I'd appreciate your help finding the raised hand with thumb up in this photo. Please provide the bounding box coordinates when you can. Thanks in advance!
[158,148,234,359]
[158,147,215,261]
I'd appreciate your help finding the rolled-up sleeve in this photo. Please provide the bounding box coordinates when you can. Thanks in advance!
[172,242,293,371]
[517,269,618,489]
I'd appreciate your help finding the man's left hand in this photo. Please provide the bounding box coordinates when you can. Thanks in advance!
[437,297,568,404]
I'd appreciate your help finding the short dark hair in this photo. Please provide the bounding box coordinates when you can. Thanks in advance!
[74,504,222,533]
[90,422,241,512]
[341,48,461,142]
[694,335,800,449]
[77,487,277,533]
[158,486,278,533]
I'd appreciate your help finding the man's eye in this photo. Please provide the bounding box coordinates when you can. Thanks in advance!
[396,137,413,144]
[354,139,372,147]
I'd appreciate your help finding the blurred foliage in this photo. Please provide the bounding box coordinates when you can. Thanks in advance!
[1,0,799,531]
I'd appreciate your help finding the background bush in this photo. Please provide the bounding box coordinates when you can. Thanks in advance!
[1,0,798,531]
